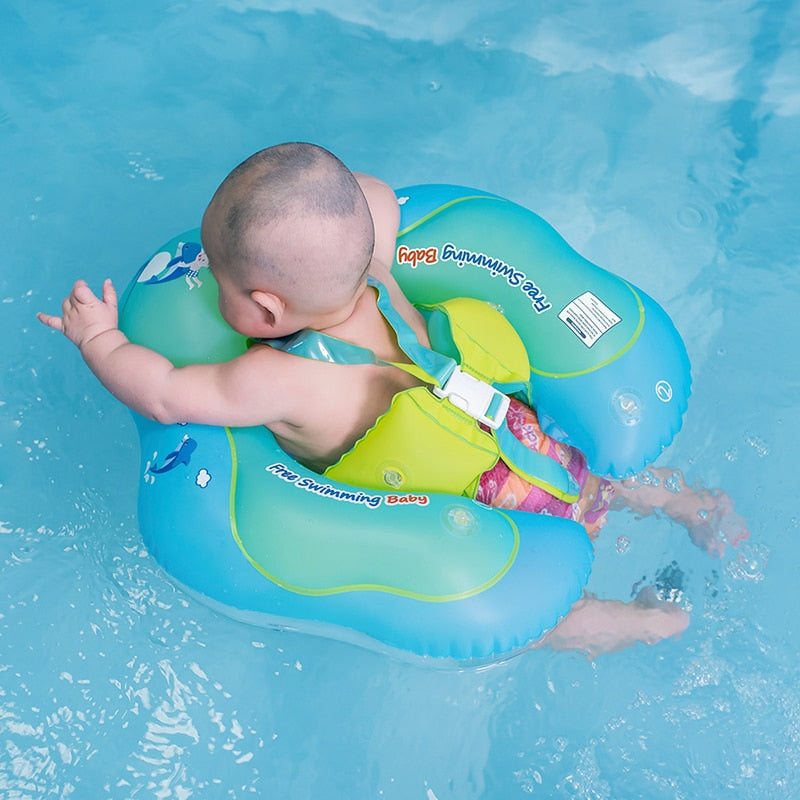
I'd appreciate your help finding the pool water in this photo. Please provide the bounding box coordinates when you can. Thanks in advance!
[2,0,799,797]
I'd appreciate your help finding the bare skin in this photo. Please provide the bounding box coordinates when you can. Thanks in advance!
[38,144,748,658]
[535,588,691,659]
[538,467,749,658]
[612,467,750,557]
[38,169,429,472]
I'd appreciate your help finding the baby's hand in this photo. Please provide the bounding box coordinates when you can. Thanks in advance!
[38,279,119,350]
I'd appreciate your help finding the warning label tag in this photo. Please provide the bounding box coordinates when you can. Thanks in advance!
[558,292,621,348]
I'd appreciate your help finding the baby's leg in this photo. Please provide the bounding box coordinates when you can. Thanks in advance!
[611,467,749,557]
[534,590,689,659]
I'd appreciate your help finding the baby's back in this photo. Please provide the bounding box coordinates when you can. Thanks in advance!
[265,270,429,473]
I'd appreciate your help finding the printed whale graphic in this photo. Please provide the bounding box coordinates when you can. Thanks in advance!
[149,436,198,474]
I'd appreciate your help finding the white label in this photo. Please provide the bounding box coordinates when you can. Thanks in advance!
[558,292,621,348]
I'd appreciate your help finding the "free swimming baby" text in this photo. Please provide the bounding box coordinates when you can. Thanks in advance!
[396,242,552,313]
[266,463,429,509]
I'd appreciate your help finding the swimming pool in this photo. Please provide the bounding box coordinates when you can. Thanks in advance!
[2,0,799,796]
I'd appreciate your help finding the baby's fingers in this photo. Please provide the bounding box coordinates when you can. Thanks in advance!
[36,311,64,331]
[71,279,99,305]
[102,278,118,309]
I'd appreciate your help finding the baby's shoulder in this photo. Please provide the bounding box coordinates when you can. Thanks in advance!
[244,338,348,377]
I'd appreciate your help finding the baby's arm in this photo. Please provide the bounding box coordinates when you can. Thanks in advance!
[353,173,432,344]
[38,279,173,416]
[353,173,400,271]
[38,279,291,427]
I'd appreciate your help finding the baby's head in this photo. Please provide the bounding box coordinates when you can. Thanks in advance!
[201,143,375,338]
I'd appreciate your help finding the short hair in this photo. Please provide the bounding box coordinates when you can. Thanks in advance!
[207,143,374,305]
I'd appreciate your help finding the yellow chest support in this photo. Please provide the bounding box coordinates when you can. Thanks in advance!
[271,280,579,502]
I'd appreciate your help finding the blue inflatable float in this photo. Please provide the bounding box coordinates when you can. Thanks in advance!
[118,185,691,663]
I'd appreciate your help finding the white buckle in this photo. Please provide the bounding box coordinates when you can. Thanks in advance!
[433,366,510,430]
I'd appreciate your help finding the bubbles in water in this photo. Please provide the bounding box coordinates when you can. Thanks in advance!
[549,736,568,763]
[639,469,661,487]
[616,536,631,554]
[744,434,769,458]
[724,543,769,583]
[513,766,543,793]
[127,152,164,181]
[561,742,609,797]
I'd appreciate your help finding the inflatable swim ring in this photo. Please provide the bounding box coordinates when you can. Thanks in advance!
[118,184,690,663]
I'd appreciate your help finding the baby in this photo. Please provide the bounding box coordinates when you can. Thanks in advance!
[38,142,748,657]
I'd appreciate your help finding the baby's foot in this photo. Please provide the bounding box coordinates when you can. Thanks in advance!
[537,592,689,658]
[632,586,690,642]
[682,490,750,558]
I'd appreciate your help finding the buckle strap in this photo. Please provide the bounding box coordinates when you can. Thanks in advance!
[493,419,581,503]
[432,365,510,430]
[369,278,512,429]
[369,277,455,385]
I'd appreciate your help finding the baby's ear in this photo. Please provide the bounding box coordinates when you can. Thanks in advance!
[250,290,286,331]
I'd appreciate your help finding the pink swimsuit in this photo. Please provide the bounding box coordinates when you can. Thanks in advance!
[476,398,614,540]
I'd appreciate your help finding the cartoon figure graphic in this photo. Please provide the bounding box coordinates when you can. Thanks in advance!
[137,242,208,289]
[144,434,198,484]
